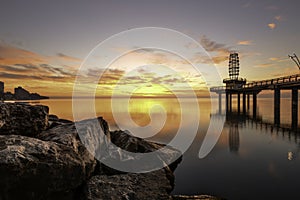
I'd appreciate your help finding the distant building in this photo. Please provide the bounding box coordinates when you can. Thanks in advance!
[3,92,14,100]
[0,83,49,100]
[14,86,31,100]
[0,81,4,97]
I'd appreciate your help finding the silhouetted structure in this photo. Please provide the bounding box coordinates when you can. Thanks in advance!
[0,81,3,99]
[211,52,300,130]
[14,87,31,100]
[0,82,48,100]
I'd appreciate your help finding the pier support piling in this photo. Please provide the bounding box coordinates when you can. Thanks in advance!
[291,88,298,129]
[218,93,222,114]
[253,93,257,119]
[247,94,250,110]
[226,93,229,112]
[237,93,241,113]
[243,92,246,114]
[229,93,232,112]
[274,88,280,125]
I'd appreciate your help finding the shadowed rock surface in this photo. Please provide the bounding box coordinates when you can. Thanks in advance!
[84,170,172,200]
[0,103,48,136]
[0,135,85,199]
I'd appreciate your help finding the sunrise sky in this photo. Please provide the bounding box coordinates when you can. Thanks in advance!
[0,0,299,97]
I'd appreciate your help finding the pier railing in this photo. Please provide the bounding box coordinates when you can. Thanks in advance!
[210,74,300,92]
[243,74,300,89]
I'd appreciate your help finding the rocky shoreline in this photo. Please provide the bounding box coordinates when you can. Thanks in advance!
[0,102,221,200]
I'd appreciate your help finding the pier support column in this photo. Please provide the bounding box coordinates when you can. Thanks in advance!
[229,93,232,112]
[274,88,280,125]
[226,92,229,112]
[247,94,250,110]
[243,92,246,114]
[253,93,257,119]
[218,93,222,114]
[237,93,241,113]
[292,88,298,129]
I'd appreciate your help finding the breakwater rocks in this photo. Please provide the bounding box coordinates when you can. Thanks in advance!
[0,102,220,200]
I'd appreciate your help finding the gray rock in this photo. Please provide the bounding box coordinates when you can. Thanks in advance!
[84,170,172,200]
[0,134,85,199]
[37,118,111,178]
[0,103,48,137]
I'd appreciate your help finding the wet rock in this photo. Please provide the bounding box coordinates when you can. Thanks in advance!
[84,170,172,200]
[0,134,85,199]
[0,102,48,137]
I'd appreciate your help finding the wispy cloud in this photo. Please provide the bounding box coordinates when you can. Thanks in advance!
[268,23,276,30]
[56,53,81,62]
[254,63,274,68]
[274,15,283,22]
[266,5,279,11]
[200,35,229,53]
[237,40,252,45]
[197,35,231,64]
[0,43,79,92]
[0,43,46,65]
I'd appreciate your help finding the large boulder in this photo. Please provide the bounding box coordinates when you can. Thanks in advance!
[0,103,48,137]
[0,134,86,199]
[84,170,172,200]
[37,117,111,178]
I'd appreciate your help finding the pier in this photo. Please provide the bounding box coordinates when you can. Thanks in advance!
[211,53,300,130]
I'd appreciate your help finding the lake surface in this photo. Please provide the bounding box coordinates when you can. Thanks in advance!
[28,97,300,200]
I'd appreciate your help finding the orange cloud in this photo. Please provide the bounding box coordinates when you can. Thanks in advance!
[0,43,46,65]
[254,63,274,68]
[268,23,276,30]
[238,40,252,45]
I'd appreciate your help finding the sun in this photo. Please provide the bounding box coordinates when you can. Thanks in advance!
[132,84,172,97]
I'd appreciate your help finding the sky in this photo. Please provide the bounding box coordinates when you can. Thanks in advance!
[0,0,299,97]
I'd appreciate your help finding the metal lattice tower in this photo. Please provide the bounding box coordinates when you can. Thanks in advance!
[229,53,240,80]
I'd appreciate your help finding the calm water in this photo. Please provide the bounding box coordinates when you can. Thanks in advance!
[28,97,300,200]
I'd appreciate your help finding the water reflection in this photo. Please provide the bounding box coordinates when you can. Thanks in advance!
[229,123,240,153]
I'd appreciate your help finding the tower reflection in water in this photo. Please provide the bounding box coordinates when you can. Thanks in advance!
[229,123,240,153]
[213,109,300,156]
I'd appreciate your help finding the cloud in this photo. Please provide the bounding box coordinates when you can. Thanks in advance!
[195,35,231,64]
[269,57,289,62]
[266,5,279,11]
[0,71,43,80]
[0,43,79,84]
[0,43,46,65]
[56,53,81,62]
[0,63,76,82]
[275,15,283,21]
[200,35,229,53]
[268,23,276,30]
[253,63,274,68]
[238,40,252,45]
